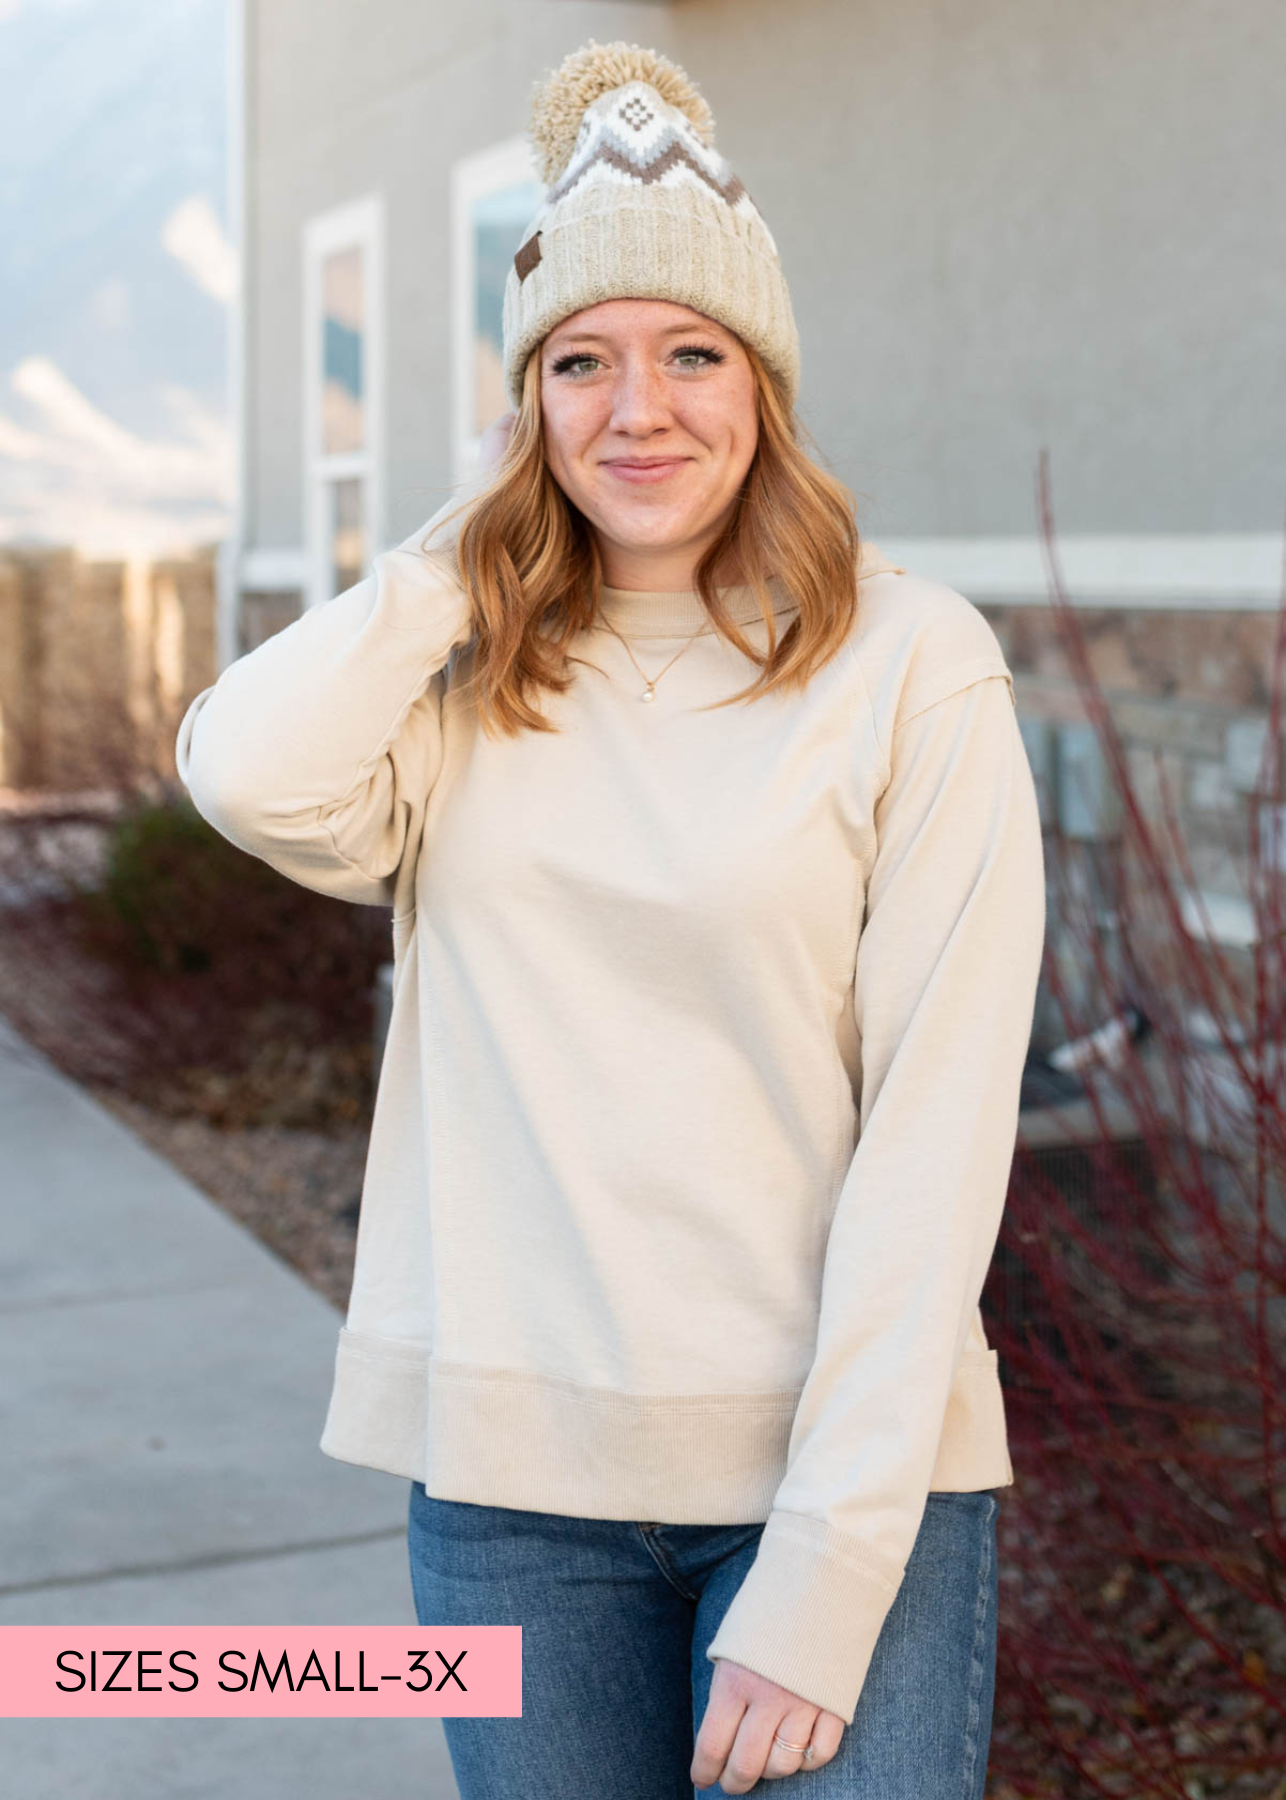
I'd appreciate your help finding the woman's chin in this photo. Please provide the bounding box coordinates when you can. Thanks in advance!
[592,501,708,548]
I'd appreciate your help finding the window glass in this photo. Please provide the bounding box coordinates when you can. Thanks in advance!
[331,475,364,593]
[322,245,365,454]
[471,180,542,435]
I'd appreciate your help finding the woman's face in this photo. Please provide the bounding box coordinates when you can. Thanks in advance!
[538,298,758,590]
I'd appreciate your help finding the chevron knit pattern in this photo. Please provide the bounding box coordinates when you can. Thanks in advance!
[502,40,800,410]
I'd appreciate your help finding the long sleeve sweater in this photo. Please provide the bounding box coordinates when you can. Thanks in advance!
[175,486,1045,1727]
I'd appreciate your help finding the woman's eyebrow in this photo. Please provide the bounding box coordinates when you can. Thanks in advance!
[546,324,724,351]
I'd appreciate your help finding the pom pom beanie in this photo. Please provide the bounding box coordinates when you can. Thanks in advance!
[501,39,801,411]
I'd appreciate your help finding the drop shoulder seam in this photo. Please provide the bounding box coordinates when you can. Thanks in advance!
[842,635,891,792]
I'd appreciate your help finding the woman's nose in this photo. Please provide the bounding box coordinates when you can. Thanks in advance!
[607,364,675,431]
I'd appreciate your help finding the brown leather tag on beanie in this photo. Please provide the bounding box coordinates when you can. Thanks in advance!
[514,231,543,282]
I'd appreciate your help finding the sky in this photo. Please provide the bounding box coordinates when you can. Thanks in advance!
[0,0,231,557]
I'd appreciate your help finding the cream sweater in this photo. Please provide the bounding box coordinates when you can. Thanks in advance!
[175,487,1045,1727]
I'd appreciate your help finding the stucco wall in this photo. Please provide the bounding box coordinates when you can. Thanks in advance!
[243,0,1286,550]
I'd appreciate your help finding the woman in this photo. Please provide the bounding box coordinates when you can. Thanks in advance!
[177,39,1045,1799]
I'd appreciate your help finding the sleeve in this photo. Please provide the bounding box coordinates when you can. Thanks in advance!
[174,482,485,907]
[704,662,1046,1727]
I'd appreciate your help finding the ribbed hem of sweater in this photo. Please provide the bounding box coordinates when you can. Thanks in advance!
[320,1326,1013,1504]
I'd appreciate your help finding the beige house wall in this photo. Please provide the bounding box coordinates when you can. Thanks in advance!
[234,0,1285,1011]
[243,0,1286,547]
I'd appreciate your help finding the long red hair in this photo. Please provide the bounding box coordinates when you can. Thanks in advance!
[425,341,866,738]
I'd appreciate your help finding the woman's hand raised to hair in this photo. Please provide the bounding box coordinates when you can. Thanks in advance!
[403,409,515,569]
[691,1658,845,1791]
[478,408,518,476]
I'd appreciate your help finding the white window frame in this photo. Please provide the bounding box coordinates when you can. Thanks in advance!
[220,0,247,670]
[302,192,385,611]
[450,136,542,487]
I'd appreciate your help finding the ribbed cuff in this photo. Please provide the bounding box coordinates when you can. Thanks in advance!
[704,1508,904,1727]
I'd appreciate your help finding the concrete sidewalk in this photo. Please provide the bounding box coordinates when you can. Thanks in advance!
[0,1013,458,1799]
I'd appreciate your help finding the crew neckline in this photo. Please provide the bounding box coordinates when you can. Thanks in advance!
[594,575,796,639]
[593,542,906,639]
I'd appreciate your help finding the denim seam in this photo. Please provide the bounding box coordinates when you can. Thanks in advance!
[634,1526,700,1602]
[960,1494,996,1799]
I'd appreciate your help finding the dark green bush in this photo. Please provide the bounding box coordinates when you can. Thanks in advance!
[69,788,390,1050]
[77,793,282,976]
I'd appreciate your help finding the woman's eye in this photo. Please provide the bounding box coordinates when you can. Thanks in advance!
[551,346,725,378]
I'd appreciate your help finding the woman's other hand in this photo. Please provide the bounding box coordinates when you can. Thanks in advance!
[405,409,515,562]
[692,1658,845,1790]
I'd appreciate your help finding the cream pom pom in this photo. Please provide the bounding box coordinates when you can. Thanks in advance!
[527,39,716,187]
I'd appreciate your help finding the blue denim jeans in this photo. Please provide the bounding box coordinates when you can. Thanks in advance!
[407,1482,1000,1798]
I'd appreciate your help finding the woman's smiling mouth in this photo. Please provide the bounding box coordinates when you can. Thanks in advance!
[602,457,691,484]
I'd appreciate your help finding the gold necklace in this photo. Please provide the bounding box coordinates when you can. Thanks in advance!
[595,608,707,703]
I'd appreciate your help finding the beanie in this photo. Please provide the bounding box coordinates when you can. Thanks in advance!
[501,39,801,412]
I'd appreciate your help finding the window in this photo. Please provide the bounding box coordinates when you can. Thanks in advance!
[303,194,385,609]
[322,245,365,455]
[451,138,543,483]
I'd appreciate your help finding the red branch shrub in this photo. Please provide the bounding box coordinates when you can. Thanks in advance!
[984,456,1286,1797]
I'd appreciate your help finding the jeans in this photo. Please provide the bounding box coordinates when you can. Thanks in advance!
[407,1481,1000,1799]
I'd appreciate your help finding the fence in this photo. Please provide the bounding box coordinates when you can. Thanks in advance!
[0,544,219,793]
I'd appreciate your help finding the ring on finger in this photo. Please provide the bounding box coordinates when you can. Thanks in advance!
[772,1730,816,1762]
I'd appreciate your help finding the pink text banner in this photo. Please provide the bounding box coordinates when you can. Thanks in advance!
[0,1626,522,1718]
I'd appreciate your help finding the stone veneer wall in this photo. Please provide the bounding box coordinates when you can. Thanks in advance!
[981,602,1284,1054]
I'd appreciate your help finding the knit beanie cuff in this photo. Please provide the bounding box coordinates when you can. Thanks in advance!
[501,41,801,411]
